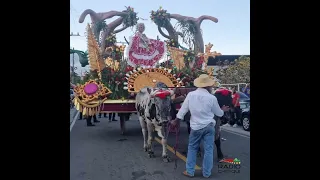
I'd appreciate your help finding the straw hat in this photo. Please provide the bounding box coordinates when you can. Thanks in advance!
[194,74,216,88]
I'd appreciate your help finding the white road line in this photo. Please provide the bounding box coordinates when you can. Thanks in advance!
[221,128,250,138]
[70,111,80,132]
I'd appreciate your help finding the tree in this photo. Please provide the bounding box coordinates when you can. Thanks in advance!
[70,71,82,84]
[216,56,250,84]
[70,49,89,67]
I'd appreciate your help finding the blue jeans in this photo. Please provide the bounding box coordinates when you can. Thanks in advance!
[186,123,215,177]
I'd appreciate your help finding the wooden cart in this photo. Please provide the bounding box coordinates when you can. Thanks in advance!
[95,87,194,135]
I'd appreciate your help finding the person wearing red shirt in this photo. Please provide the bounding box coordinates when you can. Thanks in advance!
[231,87,241,127]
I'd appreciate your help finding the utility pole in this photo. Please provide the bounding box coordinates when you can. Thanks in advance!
[70,32,81,83]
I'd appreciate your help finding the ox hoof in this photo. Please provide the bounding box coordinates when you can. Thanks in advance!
[144,147,148,152]
[148,153,155,158]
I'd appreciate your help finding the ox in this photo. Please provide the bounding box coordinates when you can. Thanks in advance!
[135,83,174,162]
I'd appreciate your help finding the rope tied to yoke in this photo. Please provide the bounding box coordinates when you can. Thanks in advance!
[166,120,180,170]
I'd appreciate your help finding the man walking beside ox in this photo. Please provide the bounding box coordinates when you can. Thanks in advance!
[171,74,230,178]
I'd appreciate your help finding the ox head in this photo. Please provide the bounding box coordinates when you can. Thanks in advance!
[148,87,174,122]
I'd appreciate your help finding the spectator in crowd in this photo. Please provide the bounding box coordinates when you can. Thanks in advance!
[78,112,83,120]
[109,113,117,122]
[98,113,107,118]
[86,114,100,126]
[242,83,250,97]
[231,87,241,127]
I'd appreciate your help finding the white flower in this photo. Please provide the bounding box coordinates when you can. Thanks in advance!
[124,82,128,85]
[123,86,128,90]
[125,73,130,77]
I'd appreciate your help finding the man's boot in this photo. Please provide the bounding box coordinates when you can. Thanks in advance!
[78,112,83,120]
[93,115,100,123]
[86,116,95,126]
[109,113,117,121]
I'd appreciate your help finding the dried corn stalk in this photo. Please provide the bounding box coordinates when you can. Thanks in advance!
[86,24,106,72]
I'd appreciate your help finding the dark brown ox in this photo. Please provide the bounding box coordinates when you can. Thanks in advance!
[135,86,174,162]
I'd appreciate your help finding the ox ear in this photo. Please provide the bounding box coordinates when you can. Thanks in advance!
[147,88,152,94]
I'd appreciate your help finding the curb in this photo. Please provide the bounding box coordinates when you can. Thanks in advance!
[70,111,80,132]
[70,109,77,124]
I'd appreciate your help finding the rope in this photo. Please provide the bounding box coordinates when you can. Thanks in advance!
[166,120,180,169]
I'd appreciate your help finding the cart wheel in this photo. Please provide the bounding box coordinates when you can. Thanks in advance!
[120,114,126,135]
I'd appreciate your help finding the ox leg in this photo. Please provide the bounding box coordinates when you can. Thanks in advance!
[146,122,155,158]
[139,116,148,152]
[159,124,170,162]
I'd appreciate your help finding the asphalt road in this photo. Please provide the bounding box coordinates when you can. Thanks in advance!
[70,114,250,180]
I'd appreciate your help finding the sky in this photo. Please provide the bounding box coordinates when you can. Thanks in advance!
[70,0,250,74]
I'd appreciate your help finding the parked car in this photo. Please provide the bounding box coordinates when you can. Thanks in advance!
[238,92,250,131]
[241,105,250,131]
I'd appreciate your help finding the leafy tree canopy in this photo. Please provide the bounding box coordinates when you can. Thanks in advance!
[216,56,250,84]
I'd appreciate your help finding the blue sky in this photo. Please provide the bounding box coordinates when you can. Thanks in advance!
[70,0,250,74]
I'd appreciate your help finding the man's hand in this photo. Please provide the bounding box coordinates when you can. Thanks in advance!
[170,118,179,126]
[221,105,230,112]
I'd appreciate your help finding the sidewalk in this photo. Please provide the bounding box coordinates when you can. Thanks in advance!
[221,125,250,137]
[70,108,77,124]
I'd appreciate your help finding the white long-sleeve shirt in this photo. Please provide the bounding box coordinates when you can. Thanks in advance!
[176,88,224,130]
